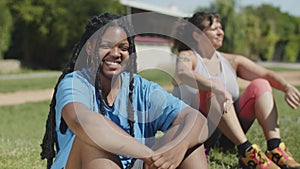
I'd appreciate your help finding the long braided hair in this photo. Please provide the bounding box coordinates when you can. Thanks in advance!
[40,12,137,169]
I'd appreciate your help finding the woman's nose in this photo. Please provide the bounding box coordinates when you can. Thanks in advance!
[217,28,224,35]
[109,46,121,57]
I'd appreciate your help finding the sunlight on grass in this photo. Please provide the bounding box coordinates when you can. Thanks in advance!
[138,69,173,86]
[0,76,58,93]
[0,101,48,169]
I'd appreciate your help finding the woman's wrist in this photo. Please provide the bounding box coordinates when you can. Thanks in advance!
[284,83,292,93]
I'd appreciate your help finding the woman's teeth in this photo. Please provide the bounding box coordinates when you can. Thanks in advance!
[105,61,119,65]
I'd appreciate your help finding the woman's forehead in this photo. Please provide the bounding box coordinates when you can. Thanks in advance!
[101,26,128,43]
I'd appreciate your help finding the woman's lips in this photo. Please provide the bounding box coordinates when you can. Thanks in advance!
[103,60,121,69]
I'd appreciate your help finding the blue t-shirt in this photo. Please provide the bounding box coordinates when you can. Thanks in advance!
[51,69,188,169]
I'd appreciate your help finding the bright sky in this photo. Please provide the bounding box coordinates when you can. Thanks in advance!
[137,0,300,17]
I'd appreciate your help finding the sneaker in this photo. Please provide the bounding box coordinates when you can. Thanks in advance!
[240,144,280,169]
[266,142,300,169]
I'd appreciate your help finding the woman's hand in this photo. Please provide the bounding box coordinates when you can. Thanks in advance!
[148,140,188,169]
[284,84,300,109]
[211,79,233,113]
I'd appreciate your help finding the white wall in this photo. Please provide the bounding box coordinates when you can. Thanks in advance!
[135,44,177,75]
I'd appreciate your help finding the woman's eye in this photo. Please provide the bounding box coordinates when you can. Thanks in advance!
[210,27,217,31]
[120,45,129,51]
[99,44,111,49]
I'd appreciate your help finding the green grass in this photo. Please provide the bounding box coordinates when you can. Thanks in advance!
[138,69,173,86]
[208,88,300,168]
[0,70,299,168]
[0,71,60,93]
[1,89,299,168]
[0,101,48,169]
[0,77,58,93]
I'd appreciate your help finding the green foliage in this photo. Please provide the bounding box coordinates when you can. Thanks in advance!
[1,0,300,70]
[284,35,300,62]
[0,0,13,59]
[243,13,262,60]
[5,0,125,69]
[243,5,300,61]
[243,5,281,61]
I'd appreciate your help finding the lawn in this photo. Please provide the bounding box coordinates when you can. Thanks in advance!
[0,71,59,93]
[0,70,299,168]
[208,88,300,168]
[1,89,299,168]
[0,101,48,169]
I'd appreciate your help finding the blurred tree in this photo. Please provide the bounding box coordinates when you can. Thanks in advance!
[242,13,262,60]
[0,0,13,59]
[5,0,125,69]
[244,5,298,61]
[284,35,300,62]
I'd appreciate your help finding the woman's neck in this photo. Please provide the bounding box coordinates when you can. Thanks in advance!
[201,51,218,60]
[100,75,121,107]
[195,42,216,59]
[201,52,222,76]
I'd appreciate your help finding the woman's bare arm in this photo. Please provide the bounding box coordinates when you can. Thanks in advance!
[62,102,153,158]
[228,53,300,109]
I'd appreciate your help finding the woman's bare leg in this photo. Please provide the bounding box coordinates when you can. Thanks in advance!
[254,92,280,140]
[65,137,123,169]
[208,95,247,146]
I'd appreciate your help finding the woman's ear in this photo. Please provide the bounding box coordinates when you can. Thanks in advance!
[85,40,92,56]
[192,31,202,43]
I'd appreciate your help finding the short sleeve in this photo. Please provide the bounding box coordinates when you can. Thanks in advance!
[55,72,93,119]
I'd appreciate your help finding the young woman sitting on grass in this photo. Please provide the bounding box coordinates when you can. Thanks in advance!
[40,12,209,169]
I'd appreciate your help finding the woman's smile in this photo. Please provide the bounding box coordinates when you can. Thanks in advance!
[103,58,122,70]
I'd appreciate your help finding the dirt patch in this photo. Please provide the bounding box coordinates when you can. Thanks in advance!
[238,71,300,88]
[0,89,54,106]
[0,71,299,106]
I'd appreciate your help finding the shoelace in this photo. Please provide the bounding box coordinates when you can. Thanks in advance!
[276,146,294,162]
[250,148,268,165]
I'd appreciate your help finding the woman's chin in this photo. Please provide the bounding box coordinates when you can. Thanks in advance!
[102,71,121,80]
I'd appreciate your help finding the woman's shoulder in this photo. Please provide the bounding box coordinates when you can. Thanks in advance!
[219,52,248,66]
[132,73,162,90]
[219,52,248,61]
[179,50,195,58]
[59,70,94,90]
[133,73,151,85]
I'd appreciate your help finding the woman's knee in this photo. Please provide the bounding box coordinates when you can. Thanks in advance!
[66,137,122,169]
[250,78,272,96]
